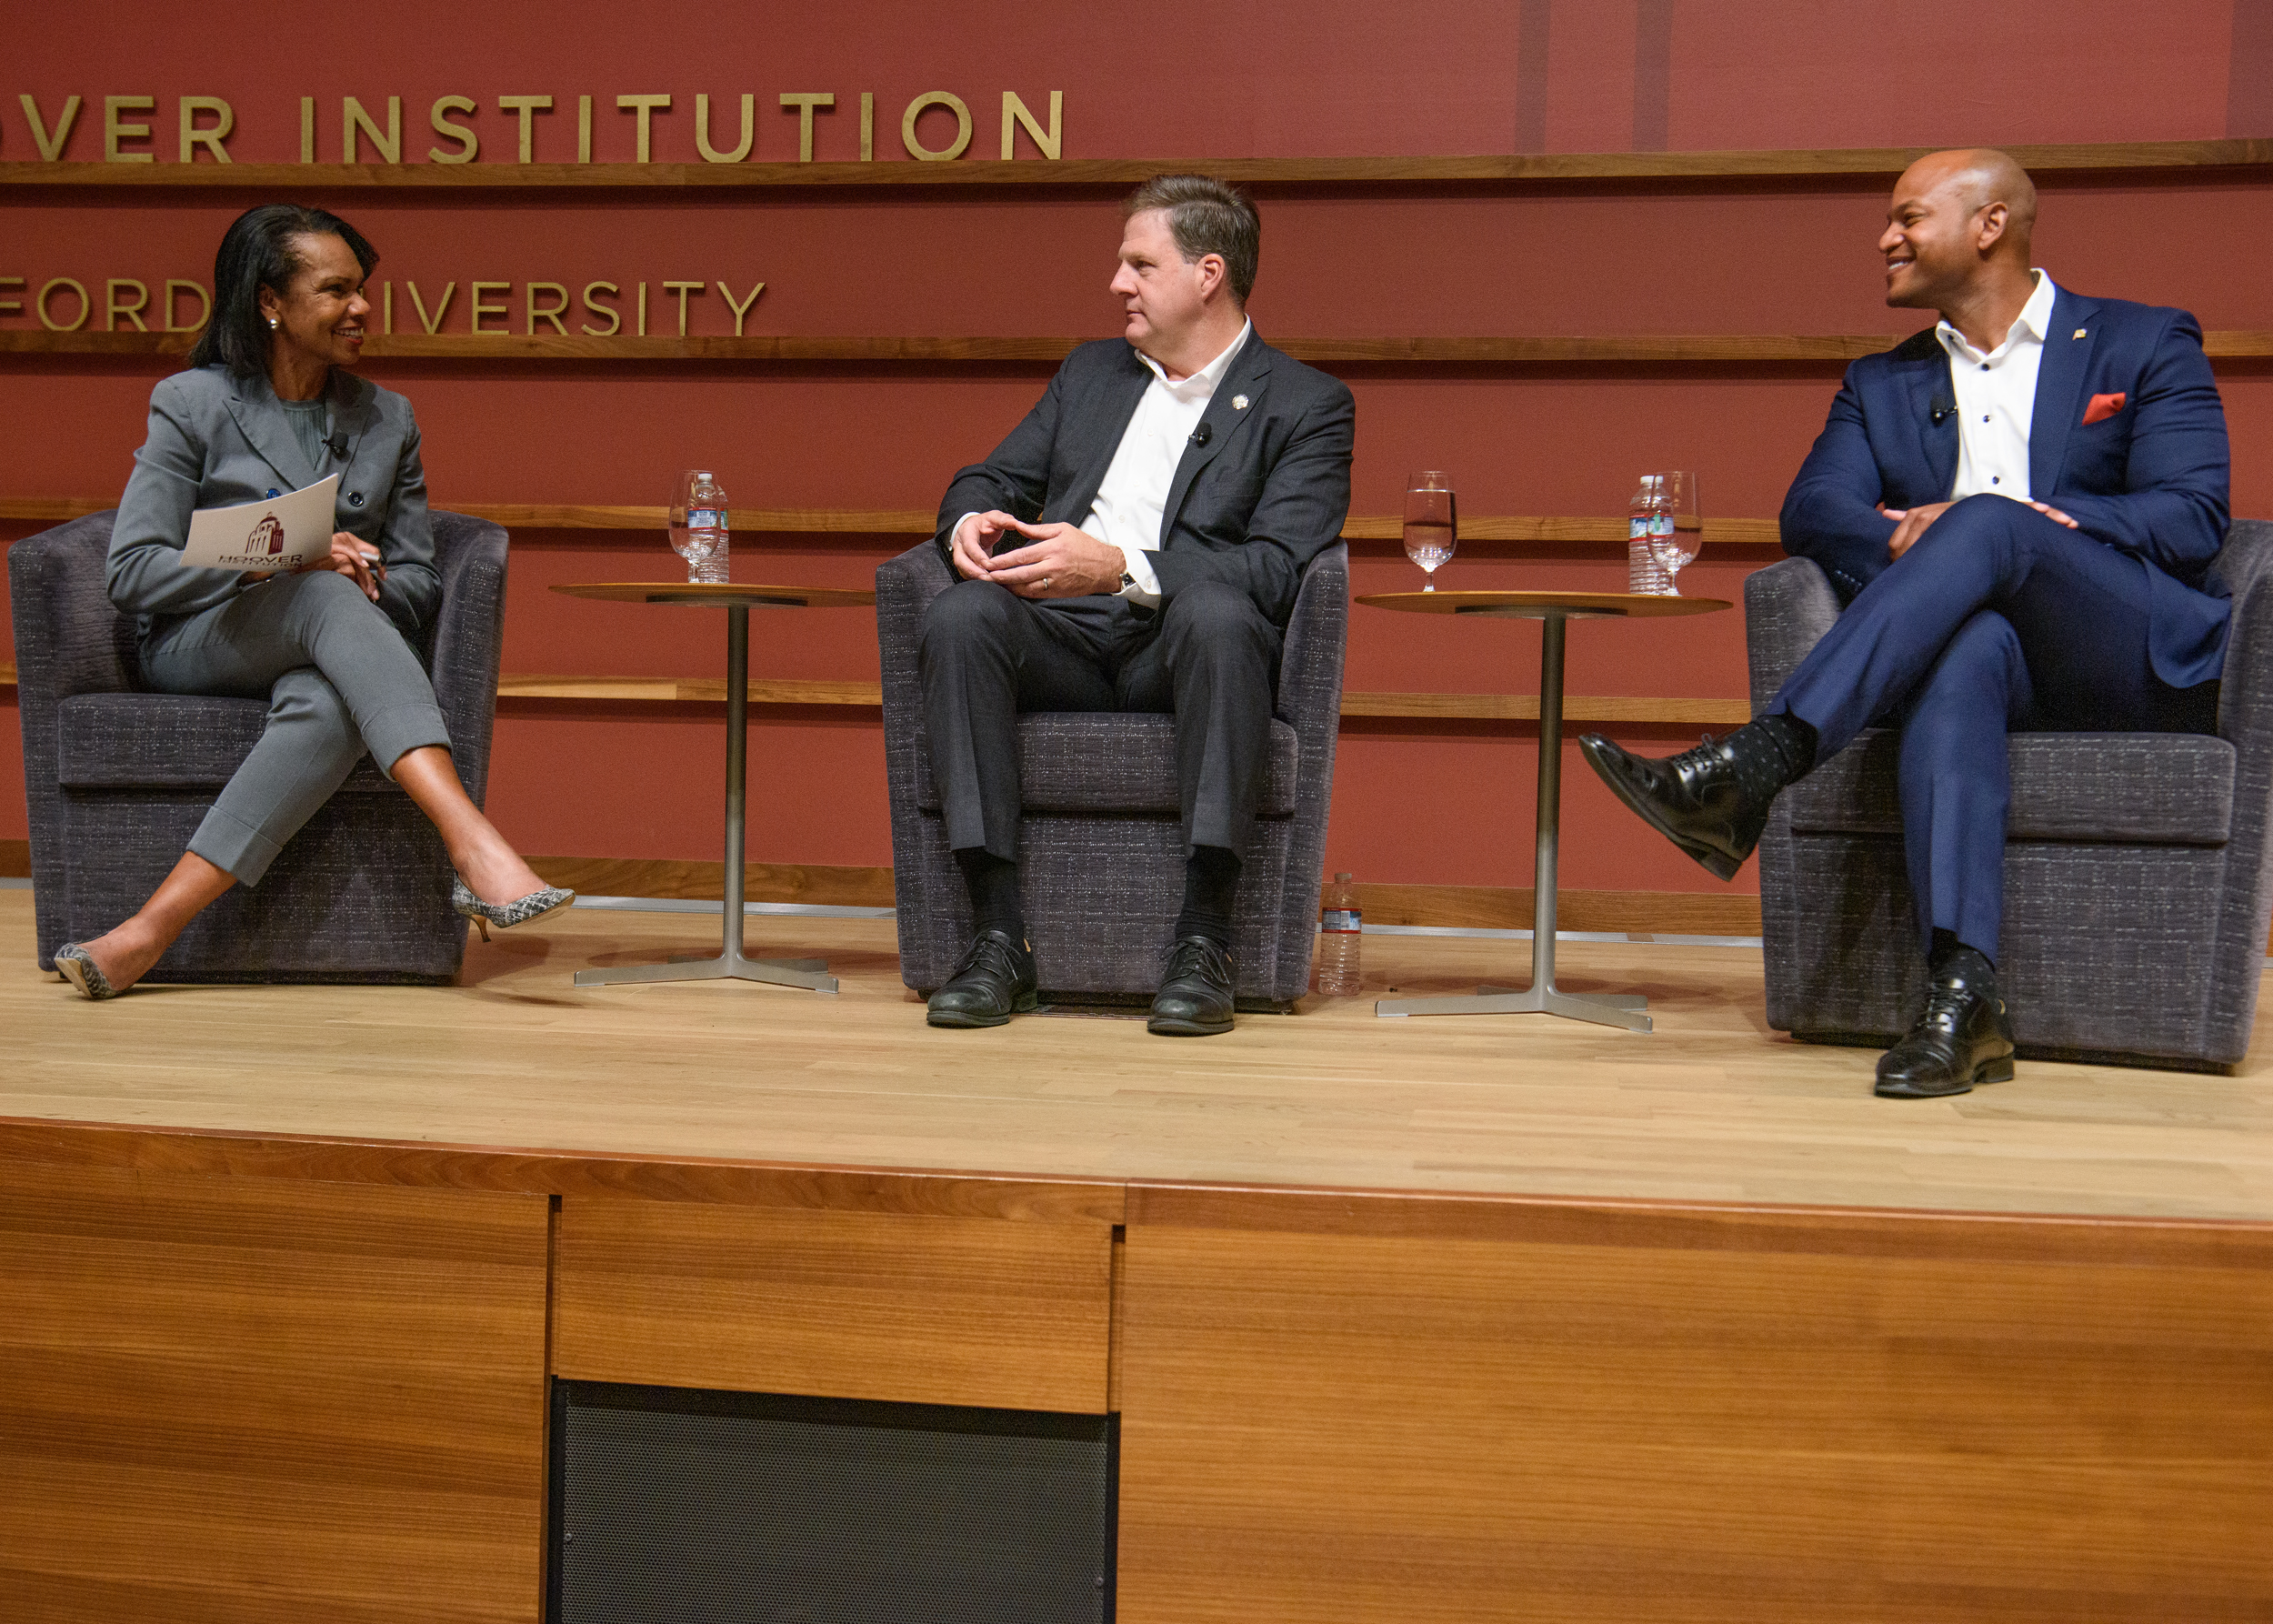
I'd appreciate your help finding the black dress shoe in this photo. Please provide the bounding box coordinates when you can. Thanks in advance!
[1875,966,2017,1098]
[1148,935,1235,1037]
[1577,727,1792,881]
[926,929,1038,1028]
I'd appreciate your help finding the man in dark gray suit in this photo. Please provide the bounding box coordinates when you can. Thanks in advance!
[920,175,1356,1036]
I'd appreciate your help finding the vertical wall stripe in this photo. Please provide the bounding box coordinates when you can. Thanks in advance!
[2229,0,2273,136]
[1632,0,1674,151]
[1516,0,1553,153]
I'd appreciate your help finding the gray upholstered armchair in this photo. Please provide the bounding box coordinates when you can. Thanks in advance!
[876,542,1348,1008]
[10,508,509,984]
[1747,519,2273,1072]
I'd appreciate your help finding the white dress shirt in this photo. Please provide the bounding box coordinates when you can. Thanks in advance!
[1080,319,1252,606]
[1938,269,2057,503]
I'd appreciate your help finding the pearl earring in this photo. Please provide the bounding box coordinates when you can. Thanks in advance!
[268,316,279,330]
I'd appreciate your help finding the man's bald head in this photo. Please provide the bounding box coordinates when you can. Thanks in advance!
[1880,148,2040,317]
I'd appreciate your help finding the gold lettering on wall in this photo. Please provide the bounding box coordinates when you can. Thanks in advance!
[581,281,620,336]
[1001,91,1061,160]
[661,279,705,336]
[717,278,765,335]
[429,95,479,164]
[637,281,647,336]
[18,94,82,161]
[300,95,315,163]
[499,95,552,164]
[860,91,874,161]
[343,95,401,164]
[165,279,210,331]
[696,94,754,163]
[381,281,392,334]
[406,280,456,334]
[0,276,22,316]
[178,96,234,164]
[37,277,88,331]
[469,280,510,333]
[104,95,155,163]
[105,278,148,331]
[577,95,593,164]
[779,93,833,162]
[902,92,971,161]
[526,281,570,334]
[617,95,670,163]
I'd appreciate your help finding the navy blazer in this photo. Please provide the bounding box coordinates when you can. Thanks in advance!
[1779,287,2232,687]
[934,329,1356,628]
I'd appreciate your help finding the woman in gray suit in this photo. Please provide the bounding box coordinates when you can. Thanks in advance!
[53,204,569,998]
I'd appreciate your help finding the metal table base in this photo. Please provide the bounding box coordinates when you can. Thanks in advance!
[1376,612,1650,1032]
[576,604,839,995]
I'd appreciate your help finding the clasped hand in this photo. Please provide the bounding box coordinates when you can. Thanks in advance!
[246,531,384,601]
[951,511,1124,597]
[1877,496,2078,561]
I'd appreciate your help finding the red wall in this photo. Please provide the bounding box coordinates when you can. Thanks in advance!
[6,1,2271,899]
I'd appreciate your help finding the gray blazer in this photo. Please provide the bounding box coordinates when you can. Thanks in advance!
[108,364,439,644]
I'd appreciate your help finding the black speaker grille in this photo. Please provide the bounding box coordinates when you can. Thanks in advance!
[550,1381,1115,1624]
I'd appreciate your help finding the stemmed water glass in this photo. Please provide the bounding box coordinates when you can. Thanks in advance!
[1404,470,1457,591]
[1647,470,1701,596]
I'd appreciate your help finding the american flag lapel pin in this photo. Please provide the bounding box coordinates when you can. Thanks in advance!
[2073,328,2088,339]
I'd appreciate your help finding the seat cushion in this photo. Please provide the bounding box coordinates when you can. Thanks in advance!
[915,713,1300,817]
[1785,729,2236,844]
[56,692,394,792]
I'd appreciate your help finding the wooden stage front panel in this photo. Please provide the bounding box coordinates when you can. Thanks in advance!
[1116,1192,2273,1622]
[0,1158,549,1624]
[554,1198,1114,1412]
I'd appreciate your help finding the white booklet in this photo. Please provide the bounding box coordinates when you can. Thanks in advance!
[178,475,339,571]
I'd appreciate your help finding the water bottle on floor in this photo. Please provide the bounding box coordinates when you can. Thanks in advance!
[1316,872,1362,996]
[671,469,730,585]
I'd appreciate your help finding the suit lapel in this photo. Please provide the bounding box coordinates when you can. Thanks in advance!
[224,376,321,492]
[1895,340,1959,500]
[1055,346,1151,526]
[2029,287,2100,498]
[325,372,375,483]
[1157,331,1271,546]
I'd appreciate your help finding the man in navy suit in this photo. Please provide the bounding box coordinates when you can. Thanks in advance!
[918,175,1357,1036]
[1581,148,2231,1097]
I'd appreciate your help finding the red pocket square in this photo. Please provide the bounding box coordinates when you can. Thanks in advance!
[2083,391,2128,426]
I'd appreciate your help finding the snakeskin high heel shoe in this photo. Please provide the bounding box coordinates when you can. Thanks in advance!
[452,876,576,941]
[53,943,120,1000]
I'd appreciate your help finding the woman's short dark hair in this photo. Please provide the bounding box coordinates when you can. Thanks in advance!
[189,204,379,376]
[1122,175,1260,305]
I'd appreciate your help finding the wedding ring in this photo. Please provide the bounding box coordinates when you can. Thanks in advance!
[1040,576,1052,588]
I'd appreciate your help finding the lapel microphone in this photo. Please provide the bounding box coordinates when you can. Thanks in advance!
[325,428,352,460]
[1928,391,1955,426]
[1189,422,1212,447]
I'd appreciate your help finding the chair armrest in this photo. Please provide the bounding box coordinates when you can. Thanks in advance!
[1744,555,1840,714]
[1277,543,1348,738]
[424,511,510,806]
[8,511,136,703]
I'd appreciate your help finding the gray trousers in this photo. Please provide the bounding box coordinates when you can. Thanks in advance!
[917,577,1281,862]
[140,569,453,886]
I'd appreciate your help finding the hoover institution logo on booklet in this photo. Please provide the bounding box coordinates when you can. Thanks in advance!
[178,476,338,571]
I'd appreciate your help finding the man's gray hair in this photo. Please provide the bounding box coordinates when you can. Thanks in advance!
[1122,175,1260,305]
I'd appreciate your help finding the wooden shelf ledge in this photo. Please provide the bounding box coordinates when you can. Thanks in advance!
[0,497,1784,548]
[3,138,2269,191]
[0,664,1745,726]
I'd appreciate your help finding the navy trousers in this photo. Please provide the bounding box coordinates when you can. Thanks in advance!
[1767,494,2211,957]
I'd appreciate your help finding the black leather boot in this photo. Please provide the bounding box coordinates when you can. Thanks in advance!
[926,929,1038,1028]
[1148,936,1236,1037]
[1875,955,2016,1098]
[1577,717,1808,881]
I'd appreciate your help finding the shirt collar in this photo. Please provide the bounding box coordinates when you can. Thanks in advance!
[1136,318,1252,395]
[1937,270,2058,365]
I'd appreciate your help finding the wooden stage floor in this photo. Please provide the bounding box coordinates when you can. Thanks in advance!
[6,888,2269,1224]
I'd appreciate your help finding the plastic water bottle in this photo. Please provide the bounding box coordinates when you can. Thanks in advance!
[1628,474,1671,595]
[671,470,730,585]
[1316,872,1362,996]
